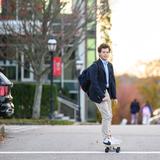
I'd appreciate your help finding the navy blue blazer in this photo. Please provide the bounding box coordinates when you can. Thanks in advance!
[87,59,116,103]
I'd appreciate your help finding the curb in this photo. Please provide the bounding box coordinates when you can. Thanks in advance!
[0,125,5,141]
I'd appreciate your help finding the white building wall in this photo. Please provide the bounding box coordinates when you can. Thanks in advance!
[73,0,87,122]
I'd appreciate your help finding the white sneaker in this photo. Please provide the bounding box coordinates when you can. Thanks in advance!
[103,138,111,145]
[109,137,120,145]
[103,137,120,145]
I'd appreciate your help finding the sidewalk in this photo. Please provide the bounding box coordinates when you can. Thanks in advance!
[0,125,160,160]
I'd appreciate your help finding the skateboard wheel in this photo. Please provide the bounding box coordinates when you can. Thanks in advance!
[105,147,110,153]
[116,147,120,153]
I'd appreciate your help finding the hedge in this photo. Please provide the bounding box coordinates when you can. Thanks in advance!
[11,83,58,118]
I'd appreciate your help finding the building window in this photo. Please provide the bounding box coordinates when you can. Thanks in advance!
[87,38,96,66]
[60,0,72,14]
[2,66,16,80]
[0,0,16,19]
[87,38,96,49]
[20,53,34,81]
[24,61,30,79]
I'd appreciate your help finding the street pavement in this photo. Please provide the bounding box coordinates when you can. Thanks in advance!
[0,124,160,160]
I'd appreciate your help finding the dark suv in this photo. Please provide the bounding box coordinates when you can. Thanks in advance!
[0,72,14,117]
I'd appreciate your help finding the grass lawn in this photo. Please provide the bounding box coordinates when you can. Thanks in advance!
[0,118,74,125]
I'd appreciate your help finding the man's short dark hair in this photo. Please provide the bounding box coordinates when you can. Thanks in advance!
[98,43,111,53]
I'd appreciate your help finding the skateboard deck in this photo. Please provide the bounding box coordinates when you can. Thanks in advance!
[104,140,121,153]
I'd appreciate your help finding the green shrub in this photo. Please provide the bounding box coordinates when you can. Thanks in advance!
[41,84,58,117]
[11,83,57,118]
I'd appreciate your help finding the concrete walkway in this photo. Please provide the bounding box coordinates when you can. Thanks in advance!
[0,125,160,160]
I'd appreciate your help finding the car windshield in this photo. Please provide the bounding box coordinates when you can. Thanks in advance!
[0,72,12,85]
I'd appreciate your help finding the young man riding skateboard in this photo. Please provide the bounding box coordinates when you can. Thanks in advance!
[88,43,118,145]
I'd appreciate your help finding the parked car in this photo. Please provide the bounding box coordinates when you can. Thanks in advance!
[0,72,14,117]
[149,108,160,124]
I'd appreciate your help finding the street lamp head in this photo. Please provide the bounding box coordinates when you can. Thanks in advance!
[76,60,83,70]
[48,38,57,52]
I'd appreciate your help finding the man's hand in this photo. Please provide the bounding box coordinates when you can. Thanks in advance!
[112,99,118,105]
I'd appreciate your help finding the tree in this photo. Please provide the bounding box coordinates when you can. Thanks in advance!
[138,78,160,110]
[117,83,142,121]
[115,75,143,123]
[144,60,160,77]
[139,77,160,109]
[96,0,112,62]
[0,0,90,118]
[97,0,111,43]
[137,59,160,109]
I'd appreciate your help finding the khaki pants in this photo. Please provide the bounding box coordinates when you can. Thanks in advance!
[95,90,112,140]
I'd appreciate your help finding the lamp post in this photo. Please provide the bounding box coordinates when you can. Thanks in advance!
[48,38,57,119]
[76,60,83,122]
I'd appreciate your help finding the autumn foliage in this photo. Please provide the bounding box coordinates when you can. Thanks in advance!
[112,74,160,124]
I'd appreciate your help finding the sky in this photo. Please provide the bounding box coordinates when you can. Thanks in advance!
[110,0,160,77]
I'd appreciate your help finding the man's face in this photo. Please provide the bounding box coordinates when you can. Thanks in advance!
[99,48,110,61]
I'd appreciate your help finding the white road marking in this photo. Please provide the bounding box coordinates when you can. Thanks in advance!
[5,126,42,133]
[0,151,160,154]
[121,151,160,154]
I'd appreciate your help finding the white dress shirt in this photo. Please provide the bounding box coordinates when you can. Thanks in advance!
[101,59,109,88]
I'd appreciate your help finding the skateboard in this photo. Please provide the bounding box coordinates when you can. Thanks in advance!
[104,140,121,153]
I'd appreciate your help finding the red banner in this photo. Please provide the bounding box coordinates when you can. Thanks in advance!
[53,57,62,77]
